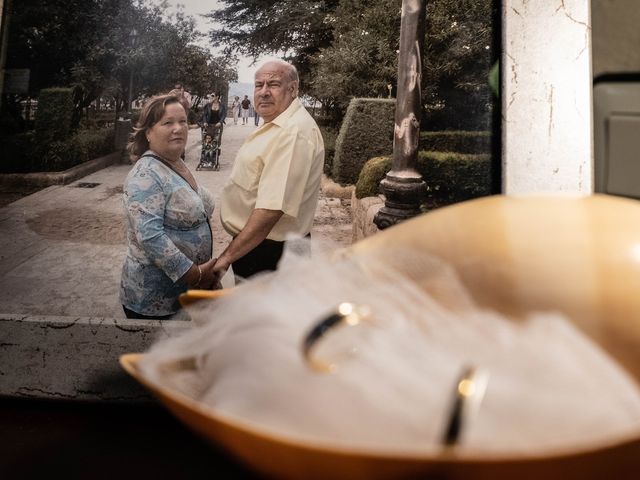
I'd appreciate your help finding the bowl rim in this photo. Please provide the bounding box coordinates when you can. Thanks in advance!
[119,352,640,465]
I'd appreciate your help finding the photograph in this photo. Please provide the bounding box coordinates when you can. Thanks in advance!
[1,1,639,478]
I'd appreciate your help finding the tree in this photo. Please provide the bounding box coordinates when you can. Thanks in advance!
[204,0,340,88]
[306,0,401,118]
[423,0,497,130]
[4,0,233,127]
[306,0,497,126]
[208,0,497,128]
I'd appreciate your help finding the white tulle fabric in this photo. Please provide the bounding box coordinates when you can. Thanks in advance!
[138,245,640,456]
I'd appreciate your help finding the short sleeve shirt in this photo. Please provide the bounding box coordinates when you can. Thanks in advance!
[220,99,325,241]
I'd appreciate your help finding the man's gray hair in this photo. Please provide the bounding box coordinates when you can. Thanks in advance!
[284,62,299,84]
[256,59,299,84]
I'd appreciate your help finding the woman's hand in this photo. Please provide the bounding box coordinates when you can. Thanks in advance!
[198,257,223,289]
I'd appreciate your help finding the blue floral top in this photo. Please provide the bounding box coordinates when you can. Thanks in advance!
[120,152,214,316]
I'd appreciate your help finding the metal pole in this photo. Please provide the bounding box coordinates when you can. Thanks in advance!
[0,0,14,110]
[374,0,427,230]
[126,28,137,117]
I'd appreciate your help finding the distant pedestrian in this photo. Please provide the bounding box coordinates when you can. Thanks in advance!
[121,94,219,320]
[240,95,251,125]
[169,83,192,120]
[254,109,260,126]
[231,96,240,125]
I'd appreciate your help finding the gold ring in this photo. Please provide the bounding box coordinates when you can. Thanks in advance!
[302,302,371,373]
[442,366,489,446]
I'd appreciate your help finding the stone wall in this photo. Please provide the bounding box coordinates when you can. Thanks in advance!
[0,314,188,402]
[351,191,383,243]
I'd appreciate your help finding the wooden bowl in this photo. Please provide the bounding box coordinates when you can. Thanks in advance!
[349,194,640,382]
[178,288,232,307]
[121,194,640,478]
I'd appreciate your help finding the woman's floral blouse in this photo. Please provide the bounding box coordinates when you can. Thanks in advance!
[120,152,214,316]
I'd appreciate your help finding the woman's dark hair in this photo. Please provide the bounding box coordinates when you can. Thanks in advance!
[127,94,184,161]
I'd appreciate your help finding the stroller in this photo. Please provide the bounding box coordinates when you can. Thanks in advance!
[197,124,222,171]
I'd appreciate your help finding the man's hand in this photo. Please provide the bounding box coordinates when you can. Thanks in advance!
[215,208,284,277]
[198,257,221,289]
[211,257,231,286]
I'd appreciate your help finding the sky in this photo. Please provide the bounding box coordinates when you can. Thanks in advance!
[154,0,265,84]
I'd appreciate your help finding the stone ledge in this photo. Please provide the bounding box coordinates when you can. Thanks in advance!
[0,313,189,402]
[351,191,383,243]
[0,151,122,190]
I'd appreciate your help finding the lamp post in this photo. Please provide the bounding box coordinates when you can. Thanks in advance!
[373,0,427,230]
[127,28,138,116]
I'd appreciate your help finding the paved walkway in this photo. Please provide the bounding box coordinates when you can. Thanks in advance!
[0,122,353,318]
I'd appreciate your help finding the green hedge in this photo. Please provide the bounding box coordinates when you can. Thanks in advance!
[314,115,337,128]
[0,127,115,173]
[35,88,75,144]
[332,98,395,184]
[419,131,491,154]
[0,132,37,172]
[45,128,116,171]
[355,151,492,209]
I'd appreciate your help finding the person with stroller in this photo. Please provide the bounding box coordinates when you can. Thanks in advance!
[200,93,225,168]
[202,92,226,137]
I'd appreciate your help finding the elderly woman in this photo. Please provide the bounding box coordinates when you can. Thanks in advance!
[120,94,217,319]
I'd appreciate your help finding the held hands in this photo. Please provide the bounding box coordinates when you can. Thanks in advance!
[211,256,231,287]
[189,255,232,291]
[194,257,222,290]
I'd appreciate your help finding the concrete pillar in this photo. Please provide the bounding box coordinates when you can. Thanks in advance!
[503,0,593,194]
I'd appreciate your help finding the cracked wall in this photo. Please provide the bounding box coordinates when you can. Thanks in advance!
[0,314,189,401]
[503,0,593,194]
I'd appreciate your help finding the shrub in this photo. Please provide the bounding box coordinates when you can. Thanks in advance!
[131,110,141,126]
[314,115,338,128]
[419,131,491,154]
[355,151,492,210]
[355,156,390,198]
[332,98,395,184]
[46,128,116,171]
[35,88,75,144]
[0,132,37,172]
[0,108,25,134]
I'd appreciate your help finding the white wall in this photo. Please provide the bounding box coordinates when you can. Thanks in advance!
[503,0,593,194]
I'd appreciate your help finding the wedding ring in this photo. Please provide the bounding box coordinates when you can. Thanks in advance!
[442,366,489,446]
[302,302,371,373]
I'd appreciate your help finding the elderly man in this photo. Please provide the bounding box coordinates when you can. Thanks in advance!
[213,59,325,280]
